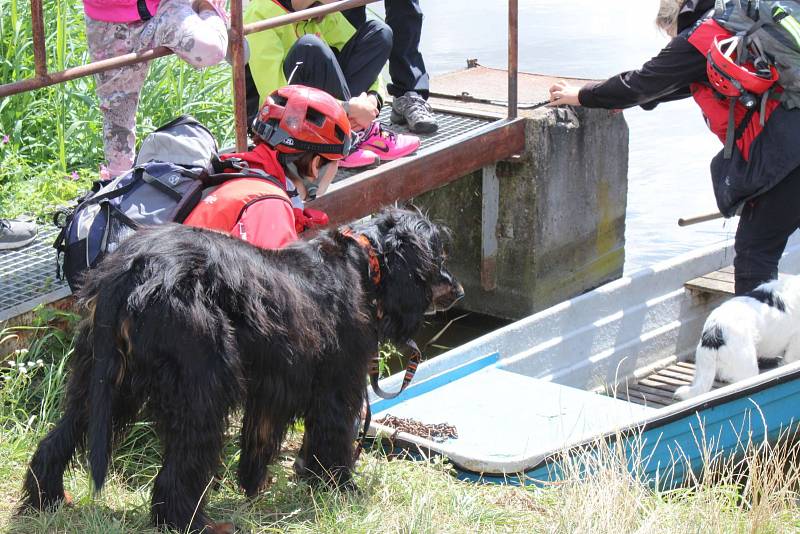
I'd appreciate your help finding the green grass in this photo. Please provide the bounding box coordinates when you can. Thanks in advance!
[0,0,234,221]
[2,314,800,533]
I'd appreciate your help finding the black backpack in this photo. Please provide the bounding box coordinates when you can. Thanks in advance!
[54,116,223,291]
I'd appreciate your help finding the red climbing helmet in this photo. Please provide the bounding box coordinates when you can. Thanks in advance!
[706,35,779,98]
[252,85,353,161]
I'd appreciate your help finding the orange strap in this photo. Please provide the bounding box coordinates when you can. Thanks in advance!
[341,227,381,287]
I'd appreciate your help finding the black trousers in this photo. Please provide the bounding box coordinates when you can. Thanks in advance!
[245,20,392,124]
[734,165,800,294]
[344,0,430,99]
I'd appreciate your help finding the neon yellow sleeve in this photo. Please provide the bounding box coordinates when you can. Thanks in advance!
[244,2,289,105]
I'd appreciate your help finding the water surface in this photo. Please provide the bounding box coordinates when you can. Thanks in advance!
[385,0,739,274]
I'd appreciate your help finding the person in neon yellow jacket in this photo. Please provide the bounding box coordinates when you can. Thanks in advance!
[244,0,421,168]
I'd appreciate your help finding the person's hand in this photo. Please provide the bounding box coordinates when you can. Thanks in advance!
[548,81,582,107]
[346,93,379,131]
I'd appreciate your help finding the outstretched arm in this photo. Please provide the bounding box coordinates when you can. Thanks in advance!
[549,36,706,110]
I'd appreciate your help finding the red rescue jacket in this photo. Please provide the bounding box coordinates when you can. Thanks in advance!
[184,143,328,249]
[687,18,781,161]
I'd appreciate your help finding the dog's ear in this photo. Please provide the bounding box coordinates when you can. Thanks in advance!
[374,209,444,341]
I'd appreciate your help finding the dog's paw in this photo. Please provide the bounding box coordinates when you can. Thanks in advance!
[673,386,692,401]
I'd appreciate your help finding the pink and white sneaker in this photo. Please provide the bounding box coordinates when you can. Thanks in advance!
[356,122,420,161]
[339,146,381,169]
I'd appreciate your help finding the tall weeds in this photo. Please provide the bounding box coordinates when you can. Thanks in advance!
[0,0,234,219]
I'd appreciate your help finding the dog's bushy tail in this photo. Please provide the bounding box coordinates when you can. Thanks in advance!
[674,323,724,401]
[87,281,129,493]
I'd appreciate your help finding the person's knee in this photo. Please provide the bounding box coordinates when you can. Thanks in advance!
[291,35,334,61]
[180,35,227,67]
[285,35,336,79]
[362,19,393,56]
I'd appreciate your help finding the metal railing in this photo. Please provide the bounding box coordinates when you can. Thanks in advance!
[0,0,520,152]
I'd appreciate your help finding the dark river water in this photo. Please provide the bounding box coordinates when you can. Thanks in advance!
[378,0,736,275]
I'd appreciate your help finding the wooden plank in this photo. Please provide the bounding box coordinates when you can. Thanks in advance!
[644,373,690,388]
[685,276,735,296]
[663,365,695,378]
[660,367,701,382]
[685,265,736,296]
[638,376,682,392]
[625,384,678,404]
[623,389,669,407]
[309,118,526,226]
[701,270,735,283]
[675,361,696,370]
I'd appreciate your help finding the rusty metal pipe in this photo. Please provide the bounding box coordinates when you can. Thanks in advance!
[0,46,172,98]
[0,0,379,99]
[30,0,47,77]
[230,0,248,151]
[243,0,378,36]
[508,0,518,119]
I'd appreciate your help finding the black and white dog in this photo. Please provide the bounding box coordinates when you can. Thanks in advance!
[675,275,800,400]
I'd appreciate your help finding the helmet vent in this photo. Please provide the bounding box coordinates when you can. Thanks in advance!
[333,124,346,142]
[305,106,326,127]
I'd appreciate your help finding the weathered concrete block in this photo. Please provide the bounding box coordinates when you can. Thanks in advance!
[415,107,628,320]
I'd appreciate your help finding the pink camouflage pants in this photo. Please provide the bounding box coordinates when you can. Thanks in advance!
[85,0,228,177]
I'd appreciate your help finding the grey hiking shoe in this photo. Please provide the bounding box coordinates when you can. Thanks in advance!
[0,219,37,251]
[390,91,439,134]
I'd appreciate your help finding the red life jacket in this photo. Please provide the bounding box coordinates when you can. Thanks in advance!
[184,143,329,249]
[687,18,782,161]
[184,177,298,249]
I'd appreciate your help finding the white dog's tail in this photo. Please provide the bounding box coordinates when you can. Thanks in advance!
[674,323,724,400]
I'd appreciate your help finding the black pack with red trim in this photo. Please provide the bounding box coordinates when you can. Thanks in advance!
[52,116,234,290]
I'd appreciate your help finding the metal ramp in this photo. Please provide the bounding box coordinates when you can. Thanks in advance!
[0,227,71,323]
[0,107,494,325]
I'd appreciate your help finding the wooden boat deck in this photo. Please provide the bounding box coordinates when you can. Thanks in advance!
[684,265,735,296]
[608,358,784,408]
[606,361,724,408]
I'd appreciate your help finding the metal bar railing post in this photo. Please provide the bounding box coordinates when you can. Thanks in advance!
[508,0,518,119]
[0,0,380,99]
[230,0,249,151]
[30,0,48,78]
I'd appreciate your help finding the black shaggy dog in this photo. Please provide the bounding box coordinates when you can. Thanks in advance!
[21,207,463,533]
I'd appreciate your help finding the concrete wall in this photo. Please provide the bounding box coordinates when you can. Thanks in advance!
[414,107,629,320]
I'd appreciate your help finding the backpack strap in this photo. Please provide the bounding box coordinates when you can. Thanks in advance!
[138,165,203,201]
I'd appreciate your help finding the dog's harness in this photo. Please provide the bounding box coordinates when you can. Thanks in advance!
[341,227,424,459]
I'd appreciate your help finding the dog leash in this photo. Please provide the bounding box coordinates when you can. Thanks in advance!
[356,340,421,460]
[369,339,422,400]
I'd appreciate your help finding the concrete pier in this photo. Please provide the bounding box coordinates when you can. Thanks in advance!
[416,66,629,320]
